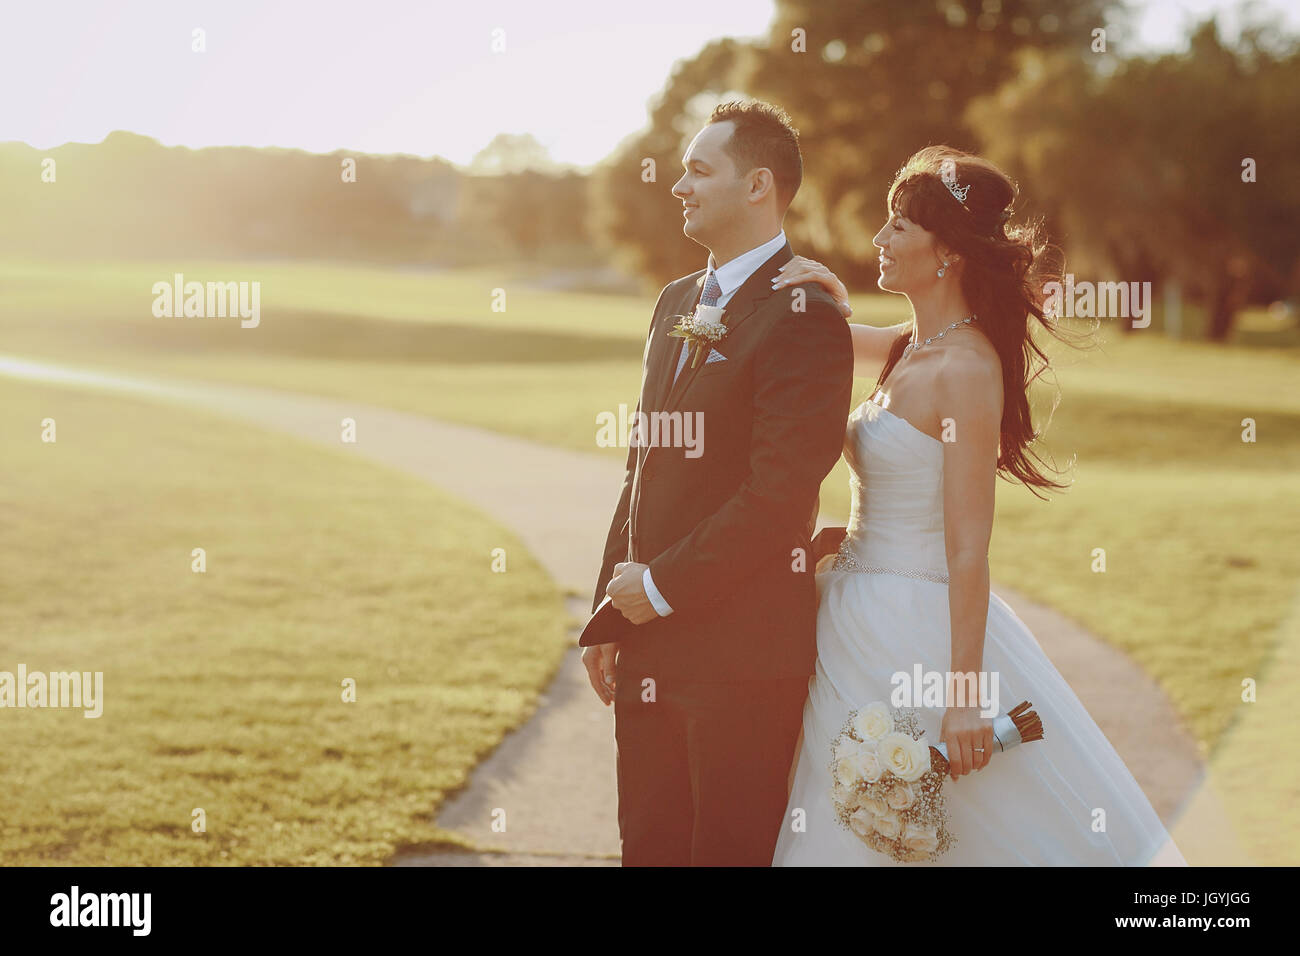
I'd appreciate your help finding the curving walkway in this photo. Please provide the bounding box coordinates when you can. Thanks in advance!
[0,354,1244,865]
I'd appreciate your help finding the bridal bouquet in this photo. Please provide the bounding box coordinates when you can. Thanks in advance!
[667,304,728,368]
[829,700,1044,863]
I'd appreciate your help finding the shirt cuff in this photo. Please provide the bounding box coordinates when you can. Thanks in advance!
[642,567,674,617]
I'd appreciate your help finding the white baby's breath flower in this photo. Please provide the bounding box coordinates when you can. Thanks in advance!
[832,733,856,760]
[830,781,852,808]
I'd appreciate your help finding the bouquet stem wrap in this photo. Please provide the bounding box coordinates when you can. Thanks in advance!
[931,700,1045,768]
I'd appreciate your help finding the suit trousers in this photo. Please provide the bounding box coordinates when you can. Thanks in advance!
[613,667,810,866]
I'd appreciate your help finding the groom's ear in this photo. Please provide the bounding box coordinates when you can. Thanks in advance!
[748,167,777,204]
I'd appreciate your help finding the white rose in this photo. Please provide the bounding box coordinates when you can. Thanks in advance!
[832,733,857,760]
[834,756,861,788]
[851,702,893,742]
[873,810,903,840]
[834,736,880,783]
[879,732,931,782]
[886,782,916,810]
[848,808,874,838]
[853,747,883,784]
[902,821,940,856]
[865,795,891,818]
[694,304,726,326]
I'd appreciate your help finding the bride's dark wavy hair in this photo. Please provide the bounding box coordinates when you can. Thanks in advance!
[871,146,1096,499]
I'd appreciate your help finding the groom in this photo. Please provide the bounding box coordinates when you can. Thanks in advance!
[585,100,853,866]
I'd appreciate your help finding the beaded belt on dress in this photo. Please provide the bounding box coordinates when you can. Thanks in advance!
[829,539,950,584]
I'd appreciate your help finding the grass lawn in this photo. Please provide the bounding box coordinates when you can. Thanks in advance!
[3,256,1298,860]
[0,374,569,864]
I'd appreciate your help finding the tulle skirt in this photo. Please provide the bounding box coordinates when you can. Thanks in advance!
[773,568,1186,866]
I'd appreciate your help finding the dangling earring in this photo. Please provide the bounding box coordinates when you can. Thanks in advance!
[936,258,949,278]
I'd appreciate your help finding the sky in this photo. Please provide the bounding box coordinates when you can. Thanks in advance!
[0,0,1294,169]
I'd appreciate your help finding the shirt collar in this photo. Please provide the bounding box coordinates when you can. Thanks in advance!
[706,229,787,301]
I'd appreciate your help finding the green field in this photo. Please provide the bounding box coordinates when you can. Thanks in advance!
[2,256,1297,862]
[0,374,568,864]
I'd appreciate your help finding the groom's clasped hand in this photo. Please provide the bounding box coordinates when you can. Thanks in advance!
[605,561,657,624]
[579,560,653,710]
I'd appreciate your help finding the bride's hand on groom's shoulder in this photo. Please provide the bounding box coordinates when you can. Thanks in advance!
[773,256,852,318]
[939,704,994,782]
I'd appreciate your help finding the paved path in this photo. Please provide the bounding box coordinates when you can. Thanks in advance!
[0,354,1244,865]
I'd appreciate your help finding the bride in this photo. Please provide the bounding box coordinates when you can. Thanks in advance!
[770,147,1186,866]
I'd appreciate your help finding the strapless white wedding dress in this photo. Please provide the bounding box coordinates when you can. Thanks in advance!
[773,399,1186,866]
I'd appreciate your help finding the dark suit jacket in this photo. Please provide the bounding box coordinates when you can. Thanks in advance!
[591,241,854,681]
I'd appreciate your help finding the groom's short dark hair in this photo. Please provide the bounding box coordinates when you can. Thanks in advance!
[708,100,802,210]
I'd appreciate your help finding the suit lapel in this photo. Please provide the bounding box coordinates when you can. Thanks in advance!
[660,241,793,414]
[648,274,706,413]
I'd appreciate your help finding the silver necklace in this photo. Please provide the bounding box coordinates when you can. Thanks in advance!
[902,315,976,359]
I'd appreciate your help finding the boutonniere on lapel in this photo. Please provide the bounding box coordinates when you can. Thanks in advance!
[667,304,728,369]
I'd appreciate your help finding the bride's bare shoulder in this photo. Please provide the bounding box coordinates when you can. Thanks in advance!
[936,333,1003,419]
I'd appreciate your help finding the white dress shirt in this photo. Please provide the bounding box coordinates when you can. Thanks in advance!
[643,229,788,616]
